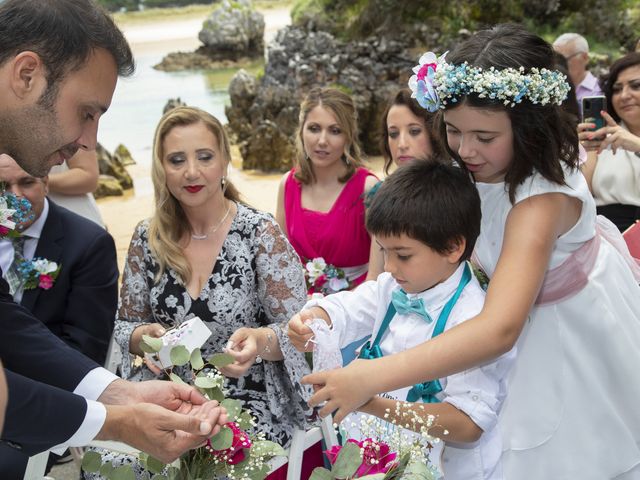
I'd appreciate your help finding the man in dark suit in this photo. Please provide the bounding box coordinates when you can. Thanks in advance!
[0,0,226,463]
[0,154,119,476]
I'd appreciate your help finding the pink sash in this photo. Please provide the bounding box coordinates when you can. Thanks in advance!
[536,215,640,305]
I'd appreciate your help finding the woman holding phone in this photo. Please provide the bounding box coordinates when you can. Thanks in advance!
[579,52,640,231]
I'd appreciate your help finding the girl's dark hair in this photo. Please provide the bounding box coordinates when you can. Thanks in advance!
[366,158,481,262]
[602,52,640,123]
[0,0,134,103]
[379,89,444,174]
[439,24,579,203]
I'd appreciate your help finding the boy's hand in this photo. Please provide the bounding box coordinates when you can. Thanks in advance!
[287,310,317,352]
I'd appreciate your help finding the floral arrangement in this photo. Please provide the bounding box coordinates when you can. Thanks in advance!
[82,340,286,480]
[311,402,441,480]
[0,190,33,238]
[409,51,570,112]
[305,257,352,295]
[16,257,60,290]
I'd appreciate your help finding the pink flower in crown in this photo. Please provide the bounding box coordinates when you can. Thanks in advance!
[206,422,252,465]
[409,51,447,113]
[38,274,54,290]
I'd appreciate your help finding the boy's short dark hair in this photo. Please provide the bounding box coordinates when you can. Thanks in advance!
[366,159,481,261]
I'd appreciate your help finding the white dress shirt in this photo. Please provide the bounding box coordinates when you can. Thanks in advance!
[306,263,516,480]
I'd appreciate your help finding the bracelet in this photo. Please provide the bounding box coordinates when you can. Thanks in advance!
[255,330,273,364]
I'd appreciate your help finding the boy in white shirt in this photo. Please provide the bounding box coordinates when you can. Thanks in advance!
[288,160,515,480]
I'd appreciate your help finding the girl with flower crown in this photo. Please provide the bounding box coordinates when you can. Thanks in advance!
[303,24,640,479]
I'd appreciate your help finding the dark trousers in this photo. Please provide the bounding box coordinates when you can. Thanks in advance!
[597,203,640,232]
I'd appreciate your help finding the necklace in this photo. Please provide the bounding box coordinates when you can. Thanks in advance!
[191,202,232,240]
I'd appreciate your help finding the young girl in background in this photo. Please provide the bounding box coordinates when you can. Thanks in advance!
[366,89,444,280]
[304,24,640,479]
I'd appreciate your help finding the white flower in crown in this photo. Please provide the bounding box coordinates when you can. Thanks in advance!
[305,257,327,281]
[408,51,448,112]
[0,196,17,230]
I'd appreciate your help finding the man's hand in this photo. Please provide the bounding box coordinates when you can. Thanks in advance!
[98,379,210,412]
[302,359,376,423]
[98,401,227,463]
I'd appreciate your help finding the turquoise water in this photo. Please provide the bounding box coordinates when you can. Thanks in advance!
[97,49,261,167]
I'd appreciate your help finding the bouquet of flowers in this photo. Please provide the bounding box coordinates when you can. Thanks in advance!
[305,257,352,296]
[82,338,286,480]
[311,402,441,480]
[0,190,32,238]
[17,257,60,290]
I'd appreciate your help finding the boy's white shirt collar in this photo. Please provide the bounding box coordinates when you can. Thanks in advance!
[400,262,467,316]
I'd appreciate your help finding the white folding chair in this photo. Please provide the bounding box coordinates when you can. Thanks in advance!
[269,414,338,480]
[23,451,49,480]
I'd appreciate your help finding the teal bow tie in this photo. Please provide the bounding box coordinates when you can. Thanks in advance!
[406,379,442,403]
[391,289,432,322]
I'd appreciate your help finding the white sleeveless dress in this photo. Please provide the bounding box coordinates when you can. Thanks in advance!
[474,168,640,479]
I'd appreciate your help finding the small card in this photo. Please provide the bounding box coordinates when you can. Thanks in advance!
[147,317,212,368]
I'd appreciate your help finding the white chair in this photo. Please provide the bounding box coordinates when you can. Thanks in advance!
[23,451,49,480]
[269,414,338,480]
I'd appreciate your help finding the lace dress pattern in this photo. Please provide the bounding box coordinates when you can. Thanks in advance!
[89,204,313,478]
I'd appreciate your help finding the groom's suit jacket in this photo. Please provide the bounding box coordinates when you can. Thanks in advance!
[0,200,118,454]
[21,200,118,365]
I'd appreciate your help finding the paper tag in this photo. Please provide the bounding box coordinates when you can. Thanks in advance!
[147,317,212,368]
[306,318,343,372]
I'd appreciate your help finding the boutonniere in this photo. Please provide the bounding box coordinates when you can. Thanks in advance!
[0,191,32,238]
[305,257,352,295]
[17,257,61,290]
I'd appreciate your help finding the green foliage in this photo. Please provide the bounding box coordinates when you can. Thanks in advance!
[96,0,139,12]
[209,425,234,450]
[82,451,103,473]
[208,352,235,367]
[331,441,362,478]
[140,335,163,353]
[170,345,191,366]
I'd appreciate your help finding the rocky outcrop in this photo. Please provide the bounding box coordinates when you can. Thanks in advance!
[226,26,416,172]
[198,0,264,60]
[94,143,134,199]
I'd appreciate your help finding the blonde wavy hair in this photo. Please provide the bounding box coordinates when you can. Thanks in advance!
[294,87,364,185]
[149,106,241,284]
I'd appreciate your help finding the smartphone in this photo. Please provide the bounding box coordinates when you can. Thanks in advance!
[581,95,607,130]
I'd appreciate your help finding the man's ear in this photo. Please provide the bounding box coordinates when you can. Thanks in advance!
[446,237,467,264]
[9,51,47,100]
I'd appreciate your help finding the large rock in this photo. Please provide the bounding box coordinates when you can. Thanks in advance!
[97,143,133,190]
[198,0,265,61]
[226,26,416,172]
[94,175,123,199]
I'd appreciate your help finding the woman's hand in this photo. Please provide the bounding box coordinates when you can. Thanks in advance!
[578,120,604,152]
[580,111,640,154]
[130,323,166,375]
[219,327,259,378]
[287,307,331,352]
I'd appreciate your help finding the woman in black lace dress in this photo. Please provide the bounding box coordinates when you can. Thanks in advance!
[89,107,317,478]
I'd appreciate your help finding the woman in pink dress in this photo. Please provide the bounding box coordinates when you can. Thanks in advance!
[276,87,378,292]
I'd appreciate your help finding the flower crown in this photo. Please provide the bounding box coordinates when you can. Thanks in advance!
[408,52,570,112]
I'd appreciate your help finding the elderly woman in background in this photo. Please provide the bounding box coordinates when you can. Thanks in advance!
[579,52,640,231]
[90,107,317,478]
[276,87,378,290]
[366,88,444,280]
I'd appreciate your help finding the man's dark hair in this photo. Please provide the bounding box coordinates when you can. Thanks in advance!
[366,159,481,261]
[0,0,134,100]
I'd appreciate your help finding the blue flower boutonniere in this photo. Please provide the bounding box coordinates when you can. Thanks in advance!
[17,258,61,290]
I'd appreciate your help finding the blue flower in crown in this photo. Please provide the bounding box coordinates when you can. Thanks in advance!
[408,51,447,112]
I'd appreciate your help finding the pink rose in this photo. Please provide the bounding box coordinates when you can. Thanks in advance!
[313,274,327,289]
[417,62,437,81]
[324,444,343,465]
[38,274,54,290]
[325,439,397,477]
[0,226,9,236]
[207,422,252,465]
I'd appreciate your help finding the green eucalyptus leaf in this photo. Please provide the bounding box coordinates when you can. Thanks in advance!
[209,424,233,450]
[402,458,437,480]
[81,451,102,473]
[309,467,334,480]
[190,348,204,370]
[110,465,136,480]
[206,386,225,402]
[145,455,167,475]
[237,410,254,430]
[220,398,242,421]
[331,441,362,478]
[99,462,115,477]
[250,440,286,459]
[151,475,169,480]
[169,345,190,366]
[169,373,186,385]
[359,475,386,479]
[194,376,219,389]
[208,352,235,368]
[140,335,163,353]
